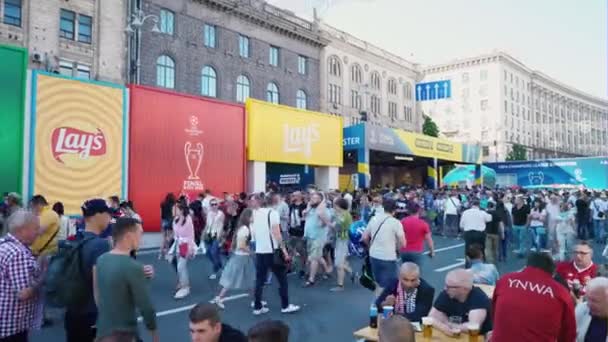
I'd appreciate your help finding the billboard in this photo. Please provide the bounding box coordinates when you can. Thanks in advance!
[246,99,343,167]
[0,45,27,193]
[129,86,246,231]
[30,73,126,215]
[487,157,608,189]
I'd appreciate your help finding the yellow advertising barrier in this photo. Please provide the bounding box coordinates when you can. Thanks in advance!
[246,99,343,167]
[30,73,125,215]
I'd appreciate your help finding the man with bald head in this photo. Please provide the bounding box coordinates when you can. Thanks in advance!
[378,315,415,342]
[576,276,608,341]
[376,262,434,323]
[429,268,492,336]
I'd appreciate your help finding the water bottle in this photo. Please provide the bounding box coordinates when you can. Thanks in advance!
[369,304,378,328]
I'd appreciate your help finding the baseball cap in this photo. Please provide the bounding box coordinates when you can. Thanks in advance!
[81,198,111,217]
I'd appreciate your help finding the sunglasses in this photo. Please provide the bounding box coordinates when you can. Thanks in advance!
[210,203,219,207]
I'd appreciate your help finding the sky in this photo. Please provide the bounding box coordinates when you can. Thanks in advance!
[268,0,607,99]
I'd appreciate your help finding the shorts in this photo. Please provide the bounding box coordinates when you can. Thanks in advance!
[307,237,326,260]
[334,239,349,266]
[370,257,397,289]
[288,236,307,257]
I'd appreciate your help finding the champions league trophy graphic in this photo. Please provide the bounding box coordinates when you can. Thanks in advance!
[184,142,203,180]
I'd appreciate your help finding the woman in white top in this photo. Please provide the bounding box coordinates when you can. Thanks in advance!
[204,199,225,280]
[555,202,576,261]
[528,199,548,252]
[52,202,71,240]
[211,209,258,309]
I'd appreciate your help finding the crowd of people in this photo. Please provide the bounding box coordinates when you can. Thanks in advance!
[1,185,608,341]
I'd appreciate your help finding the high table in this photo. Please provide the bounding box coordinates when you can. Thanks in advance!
[353,326,472,341]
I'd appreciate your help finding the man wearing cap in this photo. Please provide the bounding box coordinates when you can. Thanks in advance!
[64,199,112,342]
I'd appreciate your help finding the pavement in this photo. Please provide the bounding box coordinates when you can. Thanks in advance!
[31,235,607,342]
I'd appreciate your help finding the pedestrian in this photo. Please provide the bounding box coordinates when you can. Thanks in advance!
[189,303,247,342]
[1,192,22,236]
[204,199,225,280]
[529,199,548,252]
[555,202,577,261]
[467,244,499,286]
[575,277,608,342]
[460,199,492,266]
[29,195,60,259]
[303,192,332,287]
[444,191,461,238]
[591,192,608,244]
[361,198,405,295]
[555,240,597,298]
[400,202,435,268]
[159,193,176,260]
[52,202,72,241]
[287,191,307,278]
[484,201,503,265]
[545,195,561,254]
[330,198,354,292]
[491,252,576,342]
[247,320,290,342]
[496,200,511,262]
[0,210,43,342]
[172,204,197,299]
[575,192,591,240]
[211,209,258,309]
[511,195,531,257]
[250,194,299,315]
[95,217,158,342]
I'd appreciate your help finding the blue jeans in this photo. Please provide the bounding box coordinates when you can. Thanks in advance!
[370,257,397,289]
[577,218,590,240]
[400,252,423,269]
[531,226,547,250]
[205,239,222,273]
[593,219,607,242]
[499,228,510,260]
[512,225,527,254]
[444,214,459,237]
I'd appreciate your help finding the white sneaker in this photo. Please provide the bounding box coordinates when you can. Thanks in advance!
[174,287,190,299]
[281,304,300,314]
[250,301,268,308]
[210,296,225,310]
[209,273,217,280]
[253,307,270,316]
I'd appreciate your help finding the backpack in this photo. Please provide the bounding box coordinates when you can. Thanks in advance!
[45,236,95,308]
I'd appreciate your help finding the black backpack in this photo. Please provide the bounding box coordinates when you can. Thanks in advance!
[45,236,95,308]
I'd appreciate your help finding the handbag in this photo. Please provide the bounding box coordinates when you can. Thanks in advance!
[268,211,287,267]
[359,217,390,291]
[178,241,189,258]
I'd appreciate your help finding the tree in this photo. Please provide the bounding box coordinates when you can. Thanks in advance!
[422,115,439,137]
[506,144,527,161]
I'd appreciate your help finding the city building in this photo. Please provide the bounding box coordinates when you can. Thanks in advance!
[0,0,127,83]
[136,0,325,110]
[317,20,421,131]
[420,51,608,161]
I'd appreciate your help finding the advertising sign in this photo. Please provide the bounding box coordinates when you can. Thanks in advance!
[487,157,608,189]
[246,99,343,167]
[0,45,27,193]
[129,86,245,231]
[343,124,365,150]
[416,80,451,101]
[30,73,126,215]
[266,163,314,188]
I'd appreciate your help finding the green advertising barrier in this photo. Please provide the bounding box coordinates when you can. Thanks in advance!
[0,45,27,194]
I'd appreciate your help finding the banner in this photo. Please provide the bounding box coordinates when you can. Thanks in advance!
[487,157,608,189]
[0,45,27,193]
[129,86,246,231]
[246,99,343,167]
[30,73,126,215]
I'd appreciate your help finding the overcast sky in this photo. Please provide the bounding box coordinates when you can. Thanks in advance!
[268,0,607,99]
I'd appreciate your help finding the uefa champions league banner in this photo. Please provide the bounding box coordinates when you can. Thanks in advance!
[487,157,608,189]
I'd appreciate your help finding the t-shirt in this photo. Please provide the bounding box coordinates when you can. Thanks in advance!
[366,213,404,261]
[95,253,156,338]
[68,231,111,314]
[433,287,492,334]
[234,226,251,256]
[400,216,429,253]
[395,199,409,220]
[31,208,61,256]
[304,206,327,241]
[491,267,576,342]
[485,210,502,235]
[252,208,280,254]
[335,210,353,241]
[459,207,492,232]
[469,260,499,286]
[511,204,530,226]
[444,197,461,216]
[585,316,608,342]
[160,202,173,221]
[219,324,247,342]
[555,261,597,296]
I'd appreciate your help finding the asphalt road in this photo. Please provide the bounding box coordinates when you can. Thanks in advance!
[30,236,606,342]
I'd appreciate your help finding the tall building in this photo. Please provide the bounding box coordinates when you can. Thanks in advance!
[0,0,127,83]
[136,0,325,109]
[317,21,421,131]
[420,51,608,161]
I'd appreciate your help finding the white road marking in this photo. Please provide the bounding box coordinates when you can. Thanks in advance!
[423,243,464,255]
[138,293,249,321]
[434,258,466,272]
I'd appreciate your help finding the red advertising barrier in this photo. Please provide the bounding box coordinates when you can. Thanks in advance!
[129,85,246,231]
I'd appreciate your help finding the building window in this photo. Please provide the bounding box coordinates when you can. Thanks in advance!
[388,101,397,119]
[204,24,216,48]
[76,64,90,79]
[504,100,508,113]
[328,56,341,76]
[3,0,22,26]
[351,64,362,83]
[298,55,307,75]
[238,35,249,58]
[269,46,280,67]
[481,100,488,111]
[370,95,381,114]
[60,9,75,40]
[266,82,279,104]
[462,72,469,82]
[296,89,307,109]
[328,84,342,105]
[371,72,381,90]
[236,75,250,103]
[156,55,175,89]
[404,82,412,100]
[160,9,174,35]
[201,66,217,98]
[78,14,92,44]
[59,60,90,79]
[388,79,397,95]
[480,69,488,81]
[351,90,361,109]
[59,60,73,77]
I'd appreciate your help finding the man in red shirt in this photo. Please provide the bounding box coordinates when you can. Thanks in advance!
[556,240,597,298]
[400,203,435,267]
[491,252,576,342]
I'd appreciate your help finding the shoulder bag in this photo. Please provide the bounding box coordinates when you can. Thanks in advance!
[268,211,287,268]
[359,217,390,291]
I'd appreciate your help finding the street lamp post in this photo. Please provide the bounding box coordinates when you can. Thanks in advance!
[125,9,160,84]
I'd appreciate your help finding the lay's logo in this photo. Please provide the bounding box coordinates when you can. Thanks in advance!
[51,127,107,163]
